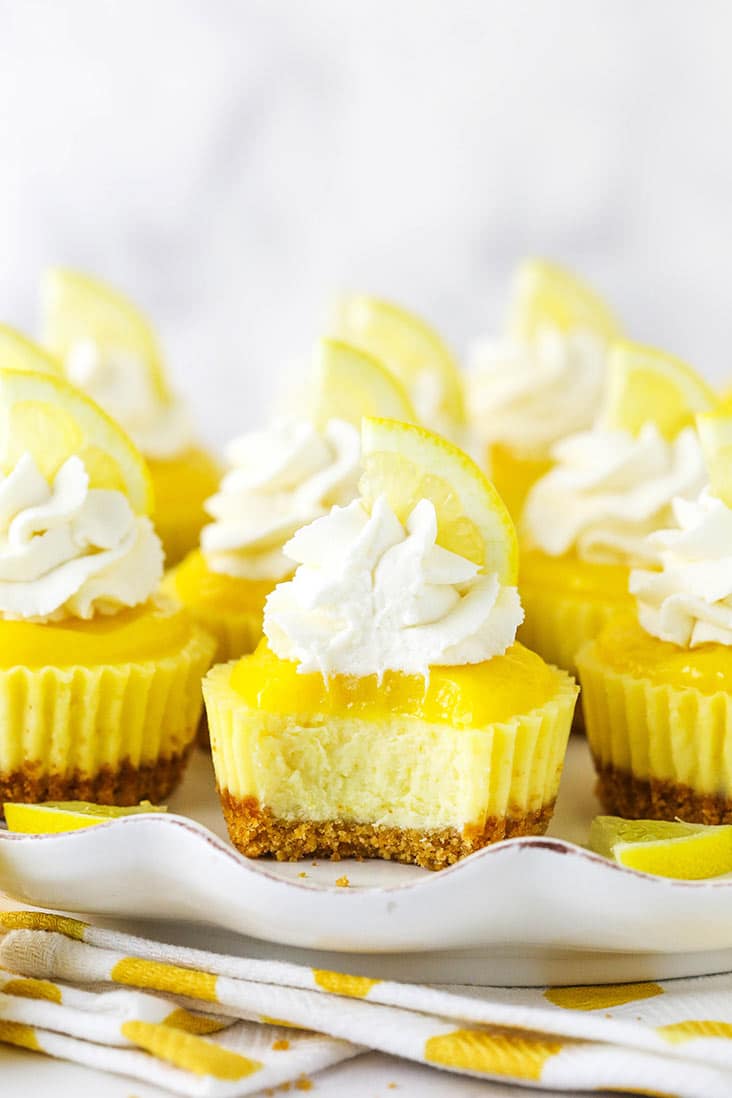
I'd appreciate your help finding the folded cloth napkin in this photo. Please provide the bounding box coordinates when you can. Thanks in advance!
[2,911,732,1096]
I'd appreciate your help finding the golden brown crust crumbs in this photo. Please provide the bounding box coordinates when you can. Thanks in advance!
[218,790,555,871]
[0,750,192,808]
[594,764,732,824]
[335,875,350,888]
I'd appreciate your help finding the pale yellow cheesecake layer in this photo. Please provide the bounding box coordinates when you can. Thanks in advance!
[579,614,732,797]
[204,643,577,832]
[0,601,216,785]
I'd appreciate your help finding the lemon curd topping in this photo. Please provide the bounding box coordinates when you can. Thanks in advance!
[230,640,556,728]
[0,597,192,669]
[521,548,630,599]
[594,613,732,696]
[148,448,220,515]
[172,550,274,615]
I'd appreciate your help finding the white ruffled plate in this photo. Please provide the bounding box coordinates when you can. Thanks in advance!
[2,737,732,987]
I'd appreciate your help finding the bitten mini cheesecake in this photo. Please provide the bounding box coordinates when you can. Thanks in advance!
[41,268,220,566]
[579,409,732,823]
[0,368,215,805]
[204,418,577,869]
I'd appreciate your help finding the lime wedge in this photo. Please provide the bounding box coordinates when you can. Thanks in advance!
[589,815,732,879]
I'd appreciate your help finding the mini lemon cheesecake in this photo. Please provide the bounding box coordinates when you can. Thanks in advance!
[0,369,215,805]
[204,418,578,869]
[166,339,415,668]
[41,268,220,565]
[465,260,620,518]
[518,341,713,678]
[579,409,732,823]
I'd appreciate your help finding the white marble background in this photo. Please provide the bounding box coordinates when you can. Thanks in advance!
[1,0,731,449]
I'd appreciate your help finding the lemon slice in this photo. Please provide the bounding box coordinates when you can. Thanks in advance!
[589,815,732,879]
[4,800,167,835]
[329,295,465,428]
[360,417,517,582]
[0,325,63,376]
[697,410,732,507]
[602,340,715,440]
[311,338,416,428]
[0,369,153,513]
[509,258,620,342]
[42,268,169,401]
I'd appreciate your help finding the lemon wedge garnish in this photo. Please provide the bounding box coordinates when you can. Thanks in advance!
[589,815,732,879]
[42,268,170,401]
[0,325,63,376]
[697,409,732,507]
[329,295,465,429]
[310,338,416,428]
[360,417,517,583]
[4,801,167,835]
[509,258,620,342]
[0,369,153,513]
[601,339,715,440]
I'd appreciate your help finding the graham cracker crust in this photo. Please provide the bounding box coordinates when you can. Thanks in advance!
[595,764,732,824]
[0,748,192,808]
[219,790,556,871]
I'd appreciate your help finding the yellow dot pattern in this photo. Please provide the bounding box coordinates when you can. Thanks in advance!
[0,911,87,939]
[0,1020,41,1053]
[312,970,380,998]
[544,982,664,1011]
[121,1021,262,1080]
[163,1009,228,1036]
[425,1026,565,1080]
[111,957,218,1003]
[2,978,62,1004]
[658,1020,732,1044]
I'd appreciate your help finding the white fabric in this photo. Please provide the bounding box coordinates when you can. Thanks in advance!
[2,914,732,1096]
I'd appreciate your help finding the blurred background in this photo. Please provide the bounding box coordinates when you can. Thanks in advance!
[1,0,731,446]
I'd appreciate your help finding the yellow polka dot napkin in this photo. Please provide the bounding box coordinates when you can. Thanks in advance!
[2,910,732,1096]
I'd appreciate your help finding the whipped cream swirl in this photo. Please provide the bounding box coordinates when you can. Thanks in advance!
[466,325,607,454]
[66,339,193,460]
[630,491,732,647]
[0,453,163,621]
[202,418,360,581]
[522,424,706,565]
[264,495,523,677]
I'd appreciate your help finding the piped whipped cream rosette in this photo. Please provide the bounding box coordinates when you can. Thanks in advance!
[264,495,523,678]
[578,409,732,826]
[201,417,361,582]
[517,340,715,678]
[41,268,220,565]
[0,368,215,807]
[465,260,621,518]
[165,339,417,679]
[204,417,577,869]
